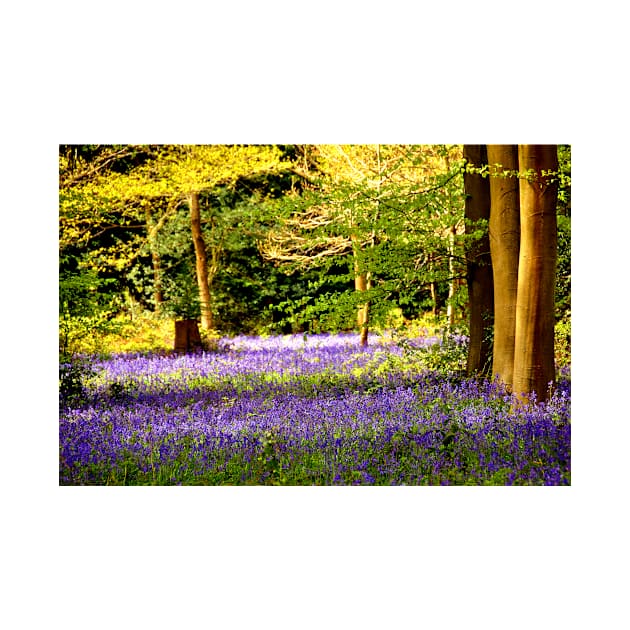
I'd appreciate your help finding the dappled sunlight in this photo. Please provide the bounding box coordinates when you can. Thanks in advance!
[60,333,570,486]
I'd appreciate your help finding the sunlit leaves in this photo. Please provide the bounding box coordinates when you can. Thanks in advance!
[59,144,287,282]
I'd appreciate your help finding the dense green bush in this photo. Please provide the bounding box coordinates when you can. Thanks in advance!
[59,358,95,409]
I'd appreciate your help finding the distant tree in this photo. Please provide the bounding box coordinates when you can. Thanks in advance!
[153,145,284,329]
[60,145,285,330]
[261,144,465,344]
[261,144,386,345]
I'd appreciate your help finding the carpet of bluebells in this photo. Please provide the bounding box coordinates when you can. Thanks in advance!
[59,332,571,485]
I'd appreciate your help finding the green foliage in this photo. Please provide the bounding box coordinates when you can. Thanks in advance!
[59,145,570,343]
[60,144,302,334]
[397,326,470,376]
[95,314,173,355]
[554,146,571,322]
[556,145,571,214]
[59,263,122,356]
[160,269,201,319]
[554,313,571,370]
[59,359,96,408]
[259,145,469,335]
[556,214,571,320]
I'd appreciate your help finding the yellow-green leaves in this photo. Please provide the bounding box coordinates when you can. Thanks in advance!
[59,144,285,254]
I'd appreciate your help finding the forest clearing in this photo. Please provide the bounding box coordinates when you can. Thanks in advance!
[60,144,571,486]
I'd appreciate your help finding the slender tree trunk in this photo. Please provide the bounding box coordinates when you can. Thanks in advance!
[443,150,458,333]
[429,256,438,316]
[353,143,381,348]
[189,191,214,330]
[352,241,370,346]
[463,145,494,376]
[150,250,164,309]
[355,271,370,347]
[488,144,520,389]
[513,145,558,402]
[446,226,456,333]
[145,204,164,311]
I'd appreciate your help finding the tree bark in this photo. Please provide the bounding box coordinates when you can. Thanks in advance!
[487,144,520,389]
[352,240,370,347]
[189,191,214,330]
[428,254,438,316]
[145,204,164,311]
[443,150,458,333]
[354,143,380,348]
[513,145,558,402]
[463,145,493,376]
[174,319,202,353]
[446,225,456,333]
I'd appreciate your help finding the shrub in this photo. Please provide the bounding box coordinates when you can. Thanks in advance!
[59,358,95,409]
[393,323,469,376]
[555,312,571,371]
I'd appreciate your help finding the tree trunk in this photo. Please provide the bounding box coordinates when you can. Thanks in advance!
[357,273,371,347]
[487,144,520,389]
[151,249,164,309]
[443,150,458,333]
[174,319,202,353]
[354,264,370,347]
[513,145,558,402]
[428,254,438,316]
[446,226,456,333]
[354,143,380,348]
[145,204,164,311]
[463,145,494,376]
[351,233,371,347]
[189,191,214,330]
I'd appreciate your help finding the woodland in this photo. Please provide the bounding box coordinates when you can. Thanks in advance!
[59,144,571,485]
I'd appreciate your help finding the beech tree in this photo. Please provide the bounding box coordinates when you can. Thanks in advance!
[487,144,521,388]
[189,191,214,329]
[512,145,558,402]
[463,145,493,375]
[472,144,560,402]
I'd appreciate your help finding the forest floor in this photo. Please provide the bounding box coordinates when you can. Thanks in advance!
[59,331,570,485]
